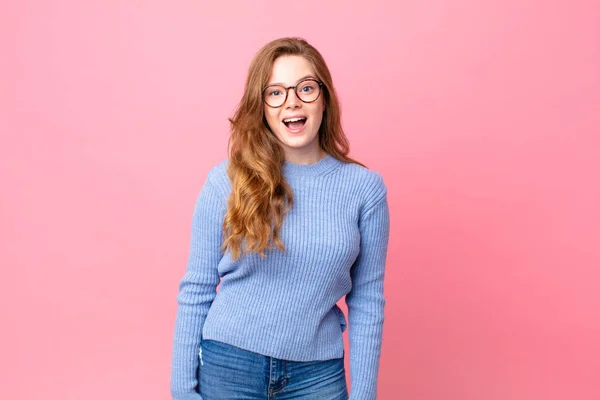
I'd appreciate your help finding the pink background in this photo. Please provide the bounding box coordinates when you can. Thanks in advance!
[1,1,599,399]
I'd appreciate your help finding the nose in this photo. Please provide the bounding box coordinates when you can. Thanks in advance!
[284,87,301,108]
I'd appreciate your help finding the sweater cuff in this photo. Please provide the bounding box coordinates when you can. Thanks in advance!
[172,392,203,400]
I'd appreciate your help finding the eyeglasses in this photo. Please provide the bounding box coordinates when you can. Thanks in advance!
[262,78,324,108]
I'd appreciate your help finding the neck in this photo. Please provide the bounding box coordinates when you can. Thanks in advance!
[284,148,328,166]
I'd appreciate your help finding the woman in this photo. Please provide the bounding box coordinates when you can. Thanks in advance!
[170,37,390,400]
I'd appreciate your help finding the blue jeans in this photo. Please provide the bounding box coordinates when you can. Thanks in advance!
[198,339,349,399]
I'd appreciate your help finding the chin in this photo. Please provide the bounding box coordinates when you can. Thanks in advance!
[280,132,318,146]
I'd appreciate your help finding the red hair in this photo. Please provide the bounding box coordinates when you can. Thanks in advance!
[222,37,366,261]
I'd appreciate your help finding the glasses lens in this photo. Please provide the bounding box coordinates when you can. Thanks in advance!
[296,80,320,103]
[264,85,286,107]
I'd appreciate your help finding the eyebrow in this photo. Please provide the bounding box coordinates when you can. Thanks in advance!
[266,75,317,87]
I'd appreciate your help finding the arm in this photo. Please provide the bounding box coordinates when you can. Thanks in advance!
[170,176,224,400]
[345,177,391,400]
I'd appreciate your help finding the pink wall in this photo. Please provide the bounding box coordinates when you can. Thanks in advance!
[1,1,598,399]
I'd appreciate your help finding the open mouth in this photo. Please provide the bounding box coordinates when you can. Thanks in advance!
[283,117,307,131]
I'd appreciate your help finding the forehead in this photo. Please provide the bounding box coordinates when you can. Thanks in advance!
[267,55,316,85]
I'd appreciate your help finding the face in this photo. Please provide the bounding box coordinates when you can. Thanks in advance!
[263,55,326,162]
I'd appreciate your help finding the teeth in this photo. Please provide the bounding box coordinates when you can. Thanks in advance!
[283,117,306,123]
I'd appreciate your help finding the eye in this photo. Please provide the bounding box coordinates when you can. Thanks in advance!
[299,81,318,93]
[266,87,285,97]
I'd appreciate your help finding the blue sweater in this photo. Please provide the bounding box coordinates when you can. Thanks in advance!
[170,154,390,400]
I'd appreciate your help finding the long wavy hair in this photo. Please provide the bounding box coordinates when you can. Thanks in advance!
[222,37,366,261]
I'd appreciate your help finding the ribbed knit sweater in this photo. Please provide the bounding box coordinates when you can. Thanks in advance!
[170,154,390,400]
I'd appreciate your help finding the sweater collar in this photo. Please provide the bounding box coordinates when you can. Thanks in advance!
[283,154,342,178]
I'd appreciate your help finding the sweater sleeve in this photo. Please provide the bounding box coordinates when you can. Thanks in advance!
[345,175,391,400]
[170,175,225,400]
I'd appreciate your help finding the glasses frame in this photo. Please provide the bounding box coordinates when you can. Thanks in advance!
[262,78,325,108]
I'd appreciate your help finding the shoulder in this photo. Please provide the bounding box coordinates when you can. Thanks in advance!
[338,161,387,210]
[340,161,386,188]
[203,158,231,197]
